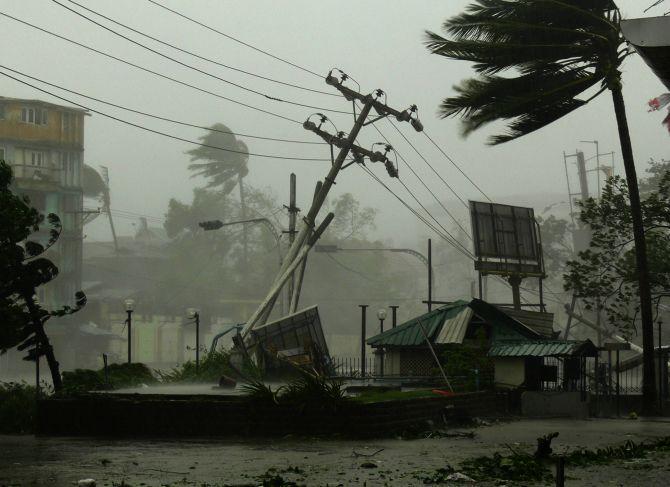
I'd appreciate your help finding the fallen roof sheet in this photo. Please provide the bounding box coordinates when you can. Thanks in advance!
[367,301,469,347]
[435,306,473,344]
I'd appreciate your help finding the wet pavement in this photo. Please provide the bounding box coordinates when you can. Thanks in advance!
[2,418,670,486]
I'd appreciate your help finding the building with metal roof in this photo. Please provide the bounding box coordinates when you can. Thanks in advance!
[367,299,596,390]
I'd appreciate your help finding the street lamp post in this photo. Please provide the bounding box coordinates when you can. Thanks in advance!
[187,308,201,374]
[124,299,135,364]
[377,308,387,377]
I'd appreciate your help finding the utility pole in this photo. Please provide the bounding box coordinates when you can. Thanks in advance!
[285,173,299,309]
[100,166,119,254]
[241,70,422,337]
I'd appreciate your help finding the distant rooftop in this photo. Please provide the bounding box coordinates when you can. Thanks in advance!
[0,95,90,115]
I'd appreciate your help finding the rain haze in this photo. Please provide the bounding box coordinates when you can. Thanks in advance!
[3,1,670,485]
[2,0,667,243]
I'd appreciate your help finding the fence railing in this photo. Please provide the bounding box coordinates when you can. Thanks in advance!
[329,356,494,392]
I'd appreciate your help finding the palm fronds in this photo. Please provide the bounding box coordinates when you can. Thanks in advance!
[425,0,625,144]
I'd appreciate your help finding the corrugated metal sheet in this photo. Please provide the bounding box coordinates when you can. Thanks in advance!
[488,340,595,357]
[470,299,544,340]
[434,306,473,344]
[496,307,555,338]
[367,301,469,347]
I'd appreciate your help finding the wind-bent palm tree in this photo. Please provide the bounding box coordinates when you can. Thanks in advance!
[187,123,251,270]
[425,0,658,412]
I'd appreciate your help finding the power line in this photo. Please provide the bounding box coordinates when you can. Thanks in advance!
[422,129,492,203]
[358,163,474,261]
[0,69,331,162]
[396,177,474,258]
[368,121,472,239]
[386,121,469,209]
[0,64,324,146]
[145,0,323,79]
[323,253,383,284]
[51,0,350,115]
[0,11,303,126]
[60,0,337,97]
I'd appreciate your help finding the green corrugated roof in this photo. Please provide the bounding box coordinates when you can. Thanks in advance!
[367,301,469,347]
[488,340,597,357]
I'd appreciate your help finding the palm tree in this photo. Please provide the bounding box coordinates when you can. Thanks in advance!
[187,123,251,271]
[425,0,658,412]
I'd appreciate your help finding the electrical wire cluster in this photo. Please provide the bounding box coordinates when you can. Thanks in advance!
[0,0,567,305]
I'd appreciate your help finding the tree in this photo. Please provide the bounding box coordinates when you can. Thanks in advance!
[425,0,658,412]
[565,168,670,335]
[0,161,85,392]
[187,124,251,275]
[325,193,378,242]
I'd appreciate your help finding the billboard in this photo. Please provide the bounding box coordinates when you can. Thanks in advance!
[469,201,544,277]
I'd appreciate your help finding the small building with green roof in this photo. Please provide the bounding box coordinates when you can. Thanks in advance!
[367,298,597,390]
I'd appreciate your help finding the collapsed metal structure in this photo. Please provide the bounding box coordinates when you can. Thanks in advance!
[234,70,423,369]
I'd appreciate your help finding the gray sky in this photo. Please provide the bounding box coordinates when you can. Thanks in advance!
[2,0,668,248]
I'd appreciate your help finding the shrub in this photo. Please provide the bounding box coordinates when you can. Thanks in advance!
[242,369,349,413]
[157,349,262,383]
[0,382,38,434]
[62,362,156,394]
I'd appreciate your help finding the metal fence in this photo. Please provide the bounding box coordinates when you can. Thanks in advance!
[541,356,666,396]
[329,356,493,392]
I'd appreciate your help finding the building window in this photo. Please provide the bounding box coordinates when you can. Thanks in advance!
[20,107,48,125]
[29,150,46,167]
[0,104,5,119]
[0,147,5,161]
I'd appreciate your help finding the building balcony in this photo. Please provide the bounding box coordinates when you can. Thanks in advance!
[11,163,61,184]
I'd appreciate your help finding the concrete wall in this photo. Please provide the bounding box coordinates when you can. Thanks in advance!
[494,357,526,388]
[521,391,589,418]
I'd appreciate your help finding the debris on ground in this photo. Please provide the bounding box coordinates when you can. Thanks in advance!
[77,480,96,487]
[535,431,559,458]
[360,461,378,469]
[445,472,476,482]
[352,448,384,457]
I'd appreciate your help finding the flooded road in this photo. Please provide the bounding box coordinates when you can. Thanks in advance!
[3,418,670,486]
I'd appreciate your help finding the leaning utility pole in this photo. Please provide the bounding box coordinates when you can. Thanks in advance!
[284,173,299,308]
[99,166,119,254]
[241,70,422,338]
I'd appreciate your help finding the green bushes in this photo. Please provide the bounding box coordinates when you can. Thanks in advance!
[62,363,156,394]
[0,382,38,434]
[157,349,239,383]
[242,369,349,413]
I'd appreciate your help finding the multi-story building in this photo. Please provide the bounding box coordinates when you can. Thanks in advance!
[0,95,89,306]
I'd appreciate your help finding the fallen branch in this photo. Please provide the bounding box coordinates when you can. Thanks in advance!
[352,448,384,457]
[145,468,190,475]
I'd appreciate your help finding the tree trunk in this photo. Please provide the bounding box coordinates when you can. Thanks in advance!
[611,84,657,414]
[24,292,63,392]
[238,174,249,275]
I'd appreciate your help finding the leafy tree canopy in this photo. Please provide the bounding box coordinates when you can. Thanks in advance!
[186,123,249,193]
[564,162,670,335]
[0,161,85,390]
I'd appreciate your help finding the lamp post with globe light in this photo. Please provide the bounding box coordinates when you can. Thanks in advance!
[124,299,135,364]
[377,308,387,377]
